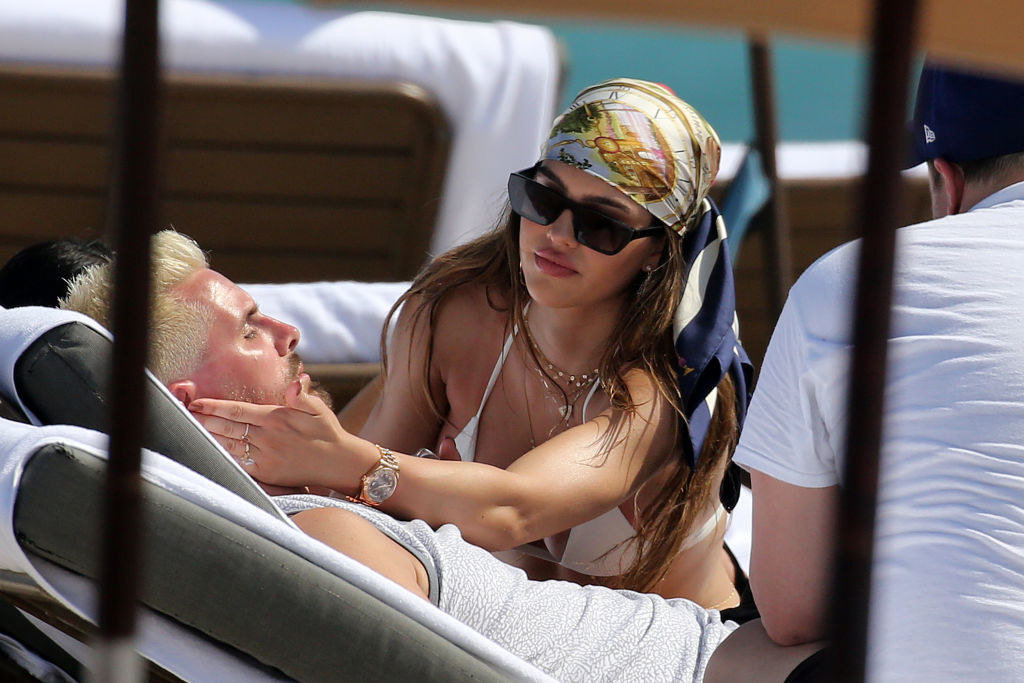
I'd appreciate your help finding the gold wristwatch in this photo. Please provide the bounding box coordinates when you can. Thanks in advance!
[347,444,400,506]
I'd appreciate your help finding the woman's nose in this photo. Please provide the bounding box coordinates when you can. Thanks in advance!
[546,210,578,248]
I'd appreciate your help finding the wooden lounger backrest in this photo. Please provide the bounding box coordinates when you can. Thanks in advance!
[0,66,451,282]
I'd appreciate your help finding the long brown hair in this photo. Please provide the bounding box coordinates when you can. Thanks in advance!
[381,207,739,592]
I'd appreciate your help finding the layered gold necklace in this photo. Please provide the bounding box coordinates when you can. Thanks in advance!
[522,317,601,440]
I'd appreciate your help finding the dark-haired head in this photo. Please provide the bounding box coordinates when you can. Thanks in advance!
[0,238,113,308]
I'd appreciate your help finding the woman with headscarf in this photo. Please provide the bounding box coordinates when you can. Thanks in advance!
[193,79,753,609]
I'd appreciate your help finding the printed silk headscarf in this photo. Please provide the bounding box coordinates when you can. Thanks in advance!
[538,79,753,490]
[540,78,720,235]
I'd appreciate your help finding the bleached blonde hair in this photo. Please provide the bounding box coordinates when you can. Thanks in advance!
[61,230,213,383]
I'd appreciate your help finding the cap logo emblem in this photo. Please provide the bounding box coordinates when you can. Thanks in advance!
[924,124,936,143]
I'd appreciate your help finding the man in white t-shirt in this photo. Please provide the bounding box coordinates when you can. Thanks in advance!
[733,62,1024,680]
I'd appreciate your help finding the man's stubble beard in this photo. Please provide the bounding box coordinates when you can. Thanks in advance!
[226,353,334,410]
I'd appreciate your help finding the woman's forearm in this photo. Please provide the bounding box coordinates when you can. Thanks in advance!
[335,433,542,549]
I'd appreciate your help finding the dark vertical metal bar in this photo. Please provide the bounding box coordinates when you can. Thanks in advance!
[95,0,162,677]
[830,1,919,680]
[749,36,792,319]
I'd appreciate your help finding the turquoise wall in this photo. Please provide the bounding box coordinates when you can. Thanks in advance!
[263,2,875,142]
[547,21,869,142]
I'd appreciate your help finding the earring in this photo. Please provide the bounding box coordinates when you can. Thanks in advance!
[637,266,654,298]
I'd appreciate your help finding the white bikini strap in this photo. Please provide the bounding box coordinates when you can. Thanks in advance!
[473,328,516,421]
[579,380,602,422]
[679,503,727,552]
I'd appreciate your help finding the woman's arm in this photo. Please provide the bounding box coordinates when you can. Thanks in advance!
[190,285,678,550]
[190,367,678,551]
[379,373,677,549]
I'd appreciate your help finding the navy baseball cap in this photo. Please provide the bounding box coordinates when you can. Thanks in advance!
[905,62,1024,169]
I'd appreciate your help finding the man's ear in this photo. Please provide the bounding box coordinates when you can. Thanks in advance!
[933,158,966,215]
[168,379,197,407]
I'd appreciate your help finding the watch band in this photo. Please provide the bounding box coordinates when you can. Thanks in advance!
[346,444,400,506]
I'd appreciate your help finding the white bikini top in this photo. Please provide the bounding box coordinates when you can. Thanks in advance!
[451,328,601,464]
[451,327,725,576]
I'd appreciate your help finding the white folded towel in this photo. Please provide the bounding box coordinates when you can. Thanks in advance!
[241,280,409,364]
[0,306,108,424]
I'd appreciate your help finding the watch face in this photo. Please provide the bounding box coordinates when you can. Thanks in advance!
[365,468,398,504]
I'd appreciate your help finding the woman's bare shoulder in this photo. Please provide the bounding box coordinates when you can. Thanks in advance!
[431,282,510,344]
[388,282,511,384]
[395,282,498,332]
[426,283,513,422]
[619,365,669,408]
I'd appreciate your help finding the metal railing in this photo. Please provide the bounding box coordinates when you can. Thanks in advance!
[94,0,162,680]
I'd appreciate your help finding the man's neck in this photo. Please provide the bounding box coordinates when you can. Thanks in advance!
[961,172,1024,213]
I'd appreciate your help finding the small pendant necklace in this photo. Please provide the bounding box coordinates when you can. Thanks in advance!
[522,316,601,431]
[523,371,538,449]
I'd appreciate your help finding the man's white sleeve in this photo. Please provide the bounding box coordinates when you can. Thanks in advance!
[733,264,852,488]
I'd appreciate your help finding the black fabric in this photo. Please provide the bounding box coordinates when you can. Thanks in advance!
[12,323,282,519]
[719,463,742,511]
[14,443,510,682]
[0,597,81,680]
[719,542,760,625]
[0,395,29,424]
[783,645,831,683]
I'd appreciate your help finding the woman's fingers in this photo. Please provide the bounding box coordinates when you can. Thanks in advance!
[209,432,250,459]
[188,399,321,488]
[437,436,462,461]
[192,413,254,442]
[188,398,278,425]
[187,387,350,489]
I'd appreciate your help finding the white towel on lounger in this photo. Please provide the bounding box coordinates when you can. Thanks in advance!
[0,306,109,424]
[240,280,408,363]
